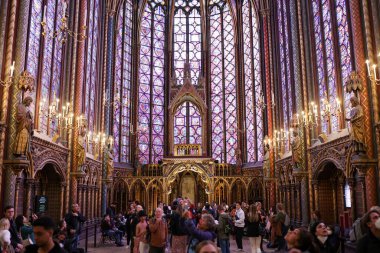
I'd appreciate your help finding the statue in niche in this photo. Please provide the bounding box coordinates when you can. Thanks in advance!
[263,144,270,177]
[346,96,365,153]
[77,129,86,171]
[235,148,242,174]
[135,146,142,176]
[106,146,114,179]
[14,96,34,158]
[291,130,302,168]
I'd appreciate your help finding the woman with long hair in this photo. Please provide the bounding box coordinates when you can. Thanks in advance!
[246,204,261,253]
[285,228,319,253]
[170,203,188,253]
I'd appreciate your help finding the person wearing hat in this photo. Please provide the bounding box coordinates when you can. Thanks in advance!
[0,230,15,253]
[135,210,149,253]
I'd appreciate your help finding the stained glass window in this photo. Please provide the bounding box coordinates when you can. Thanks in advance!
[174,102,202,144]
[138,0,166,164]
[114,0,133,162]
[173,0,201,85]
[242,0,263,162]
[210,0,237,164]
[312,0,353,132]
[24,0,65,136]
[277,0,294,144]
[84,0,99,137]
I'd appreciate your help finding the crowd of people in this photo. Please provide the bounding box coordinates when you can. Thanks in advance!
[0,199,379,253]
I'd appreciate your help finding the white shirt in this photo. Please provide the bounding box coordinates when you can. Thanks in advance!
[235,208,245,228]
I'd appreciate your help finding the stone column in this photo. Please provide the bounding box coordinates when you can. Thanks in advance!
[24,179,34,215]
[60,183,66,219]
[70,0,87,204]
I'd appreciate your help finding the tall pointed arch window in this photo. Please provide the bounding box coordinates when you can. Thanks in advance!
[242,0,263,162]
[114,0,133,163]
[277,0,294,143]
[173,0,201,85]
[311,0,353,133]
[174,102,202,144]
[138,0,166,164]
[210,0,237,164]
[24,0,65,135]
[84,0,100,139]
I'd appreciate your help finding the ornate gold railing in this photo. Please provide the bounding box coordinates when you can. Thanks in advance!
[214,163,234,176]
[174,144,202,156]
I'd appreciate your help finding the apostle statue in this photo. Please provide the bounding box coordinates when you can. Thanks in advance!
[77,130,86,171]
[14,96,34,158]
[346,96,365,153]
[291,130,302,168]
[263,143,270,177]
[235,148,242,174]
[106,146,114,179]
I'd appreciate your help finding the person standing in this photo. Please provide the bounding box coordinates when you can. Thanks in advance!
[148,208,168,253]
[234,202,245,252]
[64,203,86,250]
[24,216,66,253]
[3,206,23,252]
[135,211,149,253]
[246,204,261,253]
[170,204,187,253]
[216,205,230,253]
[356,209,380,253]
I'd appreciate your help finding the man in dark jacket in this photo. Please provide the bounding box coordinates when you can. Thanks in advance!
[3,205,23,252]
[64,203,86,250]
[25,216,66,253]
[357,209,380,253]
[216,205,230,253]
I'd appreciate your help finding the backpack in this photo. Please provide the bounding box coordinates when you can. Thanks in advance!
[284,214,290,227]
[224,217,235,235]
[349,218,363,242]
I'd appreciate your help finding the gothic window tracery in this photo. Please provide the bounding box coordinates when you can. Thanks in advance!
[114,0,133,162]
[242,0,263,162]
[173,0,202,85]
[209,0,237,164]
[138,0,166,164]
[24,0,65,135]
[311,0,353,132]
[174,102,202,145]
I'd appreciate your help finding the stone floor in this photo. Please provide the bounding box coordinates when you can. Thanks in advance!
[79,234,277,253]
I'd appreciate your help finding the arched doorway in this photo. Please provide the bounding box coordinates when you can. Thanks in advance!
[315,162,346,225]
[130,180,146,208]
[248,179,263,204]
[214,179,228,205]
[35,164,64,221]
[147,181,162,215]
[231,179,246,203]
[113,180,129,213]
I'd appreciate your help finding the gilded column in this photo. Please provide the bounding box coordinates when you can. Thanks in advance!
[70,0,88,205]
[24,179,34,215]
[350,0,377,208]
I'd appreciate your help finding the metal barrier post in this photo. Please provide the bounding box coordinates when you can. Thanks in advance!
[85,226,88,252]
[94,223,97,248]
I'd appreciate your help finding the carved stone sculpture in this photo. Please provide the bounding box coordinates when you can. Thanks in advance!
[263,144,270,177]
[14,96,34,158]
[291,130,302,168]
[77,130,86,171]
[346,96,365,153]
[106,148,114,179]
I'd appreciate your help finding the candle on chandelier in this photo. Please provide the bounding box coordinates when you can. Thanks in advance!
[43,5,47,23]
[366,60,371,76]
[62,0,67,15]
[373,64,377,80]
[10,61,15,77]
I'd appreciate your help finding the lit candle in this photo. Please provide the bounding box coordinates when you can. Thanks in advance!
[43,5,47,23]
[62,0,67,15]
[373,64,377,80]
[366,60,371,76]
[271,91,274,102]
[10,61,15,77]
[296,113,300,124]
